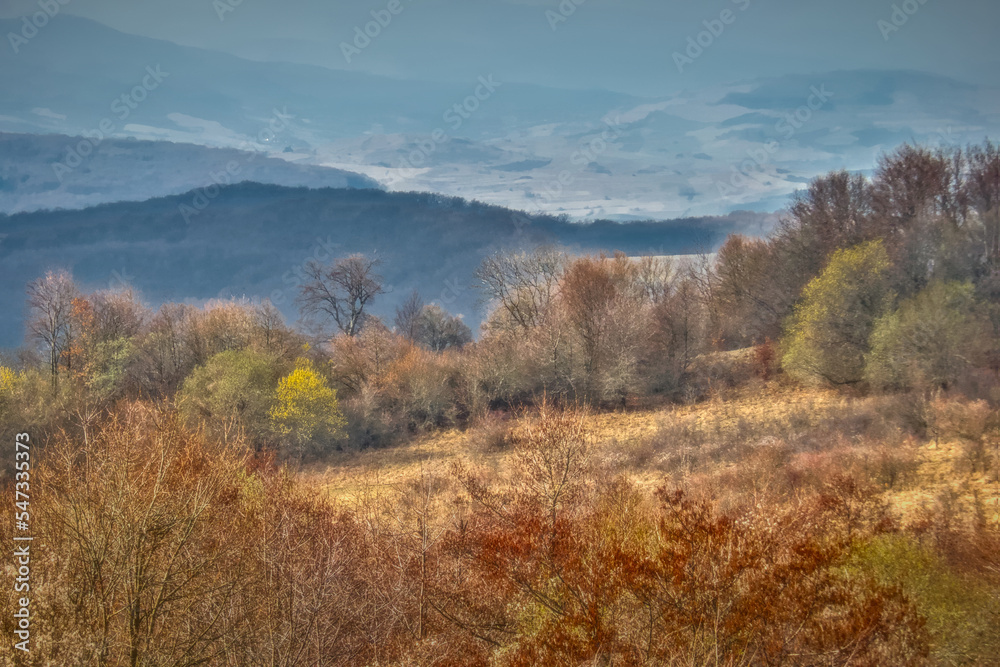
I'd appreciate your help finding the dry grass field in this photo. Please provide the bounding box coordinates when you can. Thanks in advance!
[309,383,1000,530]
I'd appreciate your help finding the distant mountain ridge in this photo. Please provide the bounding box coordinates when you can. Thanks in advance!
[0,132,380,213]
[0,182,770,347]
[0,15,638,143]
[4,16,998,219]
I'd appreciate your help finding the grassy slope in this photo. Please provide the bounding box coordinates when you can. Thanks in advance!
[307,384,1000,527]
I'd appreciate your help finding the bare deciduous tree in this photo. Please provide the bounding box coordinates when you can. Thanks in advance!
[89,288,148,343]
[412,304,473,352]
[251,299,292,355]
[475,247,565,331]
[559,253,648,404]
[709,235,786,347]
[298,254,384,337]
[394,290,424,340]
[650,266,706,393]
[966,141,1000,268]
[26,270,79,383]
[634,255,675,305]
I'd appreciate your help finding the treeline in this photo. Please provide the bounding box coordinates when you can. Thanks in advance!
[6,141,1000,453]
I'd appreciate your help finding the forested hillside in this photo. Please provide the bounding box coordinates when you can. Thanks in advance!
[0,183,760,346]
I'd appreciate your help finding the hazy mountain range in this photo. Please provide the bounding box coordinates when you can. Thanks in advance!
[0,183,771,347]
[2,16,998,220]
[0,132,379,213]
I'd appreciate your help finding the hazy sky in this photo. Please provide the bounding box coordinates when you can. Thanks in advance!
[3,0,998,96]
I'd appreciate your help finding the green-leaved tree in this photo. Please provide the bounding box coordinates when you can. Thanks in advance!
[866,281,987,390]
[782,240,895,385]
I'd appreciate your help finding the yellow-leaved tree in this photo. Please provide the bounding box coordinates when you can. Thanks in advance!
[269,358,346,458]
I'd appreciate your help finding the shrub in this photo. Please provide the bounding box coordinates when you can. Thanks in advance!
[379,346,463,431]
[851,534,1000,665]
[928,396,998,475]
[466,410,515,454]
[177,349,282,444]
[752,337,778,379]
[336,341,466,448]
[446,474,928,665]
[3,403,412,666]
[0,366,25,417]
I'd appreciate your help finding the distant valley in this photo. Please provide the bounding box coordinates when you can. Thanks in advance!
[3,16,999,220]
